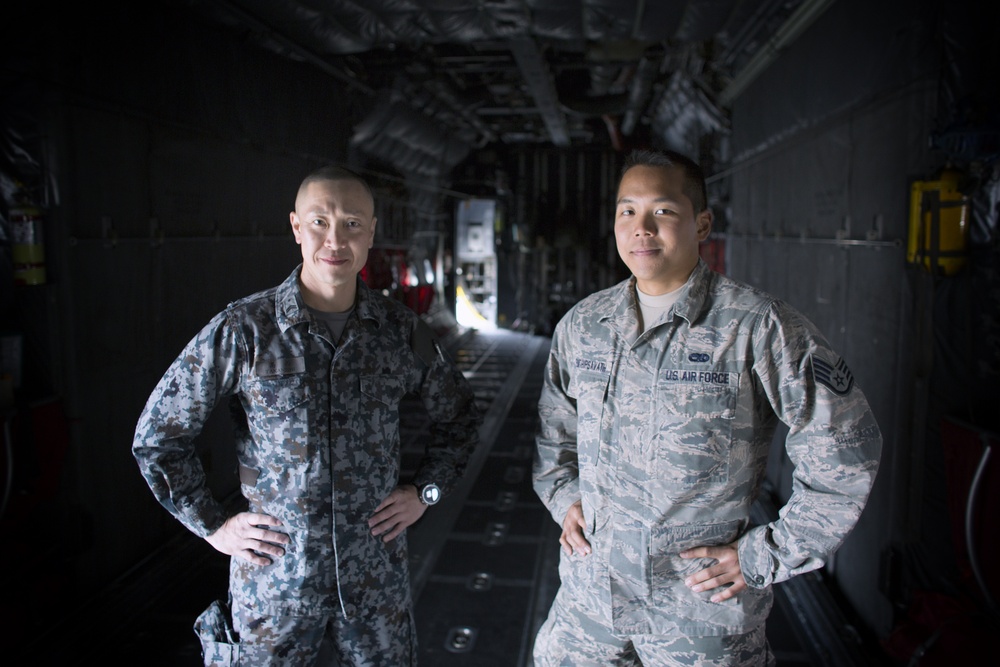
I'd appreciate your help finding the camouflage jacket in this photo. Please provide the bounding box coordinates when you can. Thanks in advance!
[533,259,881,636]
[133,265,480,617]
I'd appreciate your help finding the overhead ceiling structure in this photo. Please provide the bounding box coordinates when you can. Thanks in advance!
[178,0,834,195]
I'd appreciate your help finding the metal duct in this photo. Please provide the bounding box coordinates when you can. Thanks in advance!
[621,51,663,136]
[717,0,836,106]
[508,38,570,147]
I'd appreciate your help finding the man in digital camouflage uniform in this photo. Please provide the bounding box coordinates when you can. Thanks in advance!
[532,149,882,666]
[133,165,480,666]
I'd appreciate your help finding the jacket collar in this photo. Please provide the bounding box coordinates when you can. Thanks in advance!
[601,258,712,339]
[672,258,712,325]
[275,264,384,332]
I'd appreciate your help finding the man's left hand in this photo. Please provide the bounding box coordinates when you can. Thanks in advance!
[368,484,427,542]
[679,541,747,602]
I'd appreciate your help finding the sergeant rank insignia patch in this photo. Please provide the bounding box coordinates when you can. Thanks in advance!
[811,355,855,395]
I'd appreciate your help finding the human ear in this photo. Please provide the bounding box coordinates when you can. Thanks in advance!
[696,209,713,240]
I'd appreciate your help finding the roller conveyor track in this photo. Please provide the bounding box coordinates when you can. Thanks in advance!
[405,331,559,666]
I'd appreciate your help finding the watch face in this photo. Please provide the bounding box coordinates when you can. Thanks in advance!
[421,484,441,505]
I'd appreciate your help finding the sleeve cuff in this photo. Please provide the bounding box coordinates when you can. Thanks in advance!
[546,479,581,527]
[738,525,777,589]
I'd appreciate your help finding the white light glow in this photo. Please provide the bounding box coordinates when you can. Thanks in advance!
[455,284,496,331]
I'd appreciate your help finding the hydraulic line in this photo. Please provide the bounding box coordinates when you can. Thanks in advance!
[965,438,997,614]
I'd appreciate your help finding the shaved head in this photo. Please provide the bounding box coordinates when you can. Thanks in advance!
[297,165,374,211]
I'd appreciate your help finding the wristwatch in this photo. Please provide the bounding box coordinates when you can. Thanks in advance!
[417,483,442,506]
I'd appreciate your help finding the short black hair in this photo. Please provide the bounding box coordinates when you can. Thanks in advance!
[298,165,374,204]
[620,149,708,213]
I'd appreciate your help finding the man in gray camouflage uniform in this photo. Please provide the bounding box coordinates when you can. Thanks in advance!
[133,165,480,666]
[532,149,882,666]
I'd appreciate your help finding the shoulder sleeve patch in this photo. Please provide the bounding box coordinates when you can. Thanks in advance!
[411,320,443,367]
[811,354,855,395]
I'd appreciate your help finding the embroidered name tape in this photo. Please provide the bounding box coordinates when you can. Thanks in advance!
[660,369,735,385]
[575,358,608,373]
[255,357,306,378]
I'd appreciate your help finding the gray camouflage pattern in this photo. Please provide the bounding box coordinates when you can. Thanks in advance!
[134,265,480,633]
[533,259,881,641]
[533,585,774,666]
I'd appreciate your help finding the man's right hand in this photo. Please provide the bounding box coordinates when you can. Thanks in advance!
[560,500,591,557]
[205,512,289,565]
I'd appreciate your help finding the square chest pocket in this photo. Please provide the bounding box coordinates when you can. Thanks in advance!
[360,374,406,409]
[567,370,610,466]
[567,369,611,401]
[247,374,311,415]
[653,378,739,488]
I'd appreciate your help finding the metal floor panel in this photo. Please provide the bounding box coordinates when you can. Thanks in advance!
[408,331,557,666]
[417,583,538,666]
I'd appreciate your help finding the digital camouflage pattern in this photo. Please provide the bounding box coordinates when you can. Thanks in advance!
[194,597,416,665]
[533,259,881,643]
[134,265,480,661]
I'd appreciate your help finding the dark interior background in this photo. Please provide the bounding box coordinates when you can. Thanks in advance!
[2,0,998,663]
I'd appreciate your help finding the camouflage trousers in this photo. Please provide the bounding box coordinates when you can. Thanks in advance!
[532,587,775,667]
[194,597,417,666]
